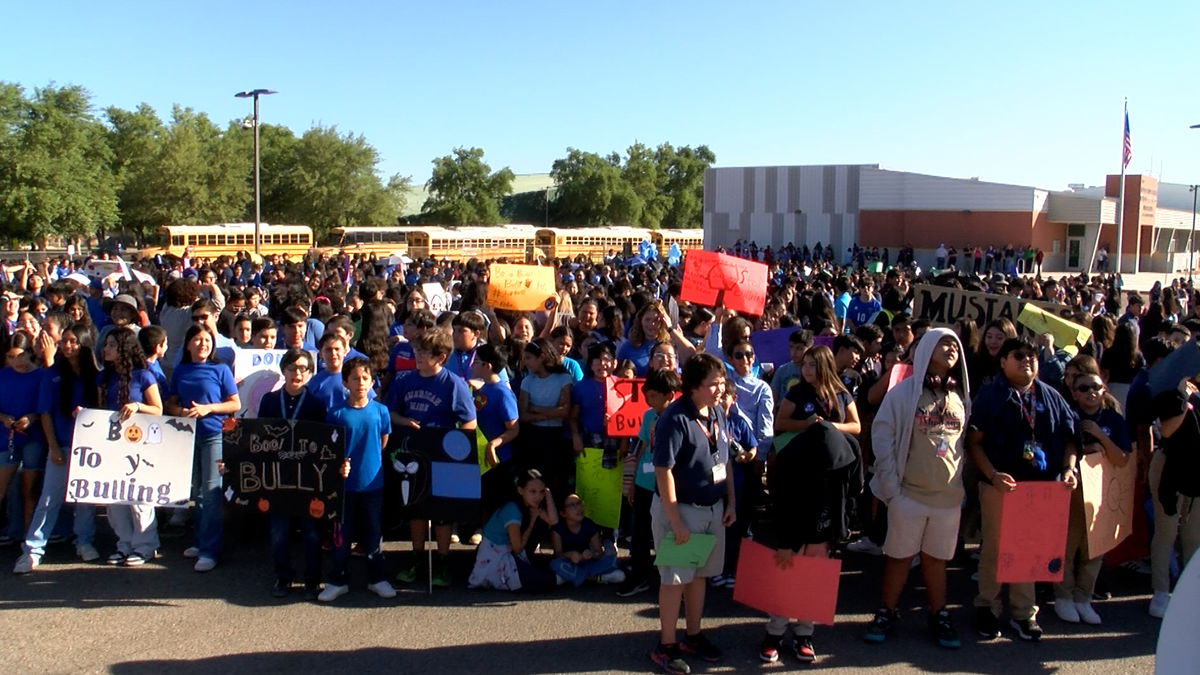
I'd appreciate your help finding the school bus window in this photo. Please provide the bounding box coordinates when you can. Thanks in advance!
[301,234,310,244]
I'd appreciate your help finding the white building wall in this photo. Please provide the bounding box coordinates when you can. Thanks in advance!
[858,168,1040,211]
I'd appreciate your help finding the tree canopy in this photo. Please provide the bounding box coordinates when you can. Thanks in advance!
[422,147,514,226]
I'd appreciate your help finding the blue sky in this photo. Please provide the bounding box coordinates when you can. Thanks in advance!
[5,1,1198,191]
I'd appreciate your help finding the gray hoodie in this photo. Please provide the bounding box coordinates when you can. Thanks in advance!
[869,327,971,503]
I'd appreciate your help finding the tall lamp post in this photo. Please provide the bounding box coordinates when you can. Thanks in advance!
[1190,124,1200,285]
[235,89,277,255]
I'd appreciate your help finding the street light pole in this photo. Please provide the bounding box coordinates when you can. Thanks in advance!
[235,89,277,255]
[1190,185,1198,284]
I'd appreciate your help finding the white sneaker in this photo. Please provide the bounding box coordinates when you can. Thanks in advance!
[1148,591,1170,619]
[469,533,482,546]
[318,583,349,602]
[13,554,37,574]
[596,569,626,584]
[193,557,217,573]
[183,546,200,559]
[450,533,460,544]
[367,581,397,599]
[76,543,99,562]
[1075,601,1102,625]
[846,537,883,556]
[1053,599,1080,623]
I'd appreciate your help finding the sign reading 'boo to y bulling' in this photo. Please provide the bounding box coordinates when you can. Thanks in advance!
[66,408,196,507]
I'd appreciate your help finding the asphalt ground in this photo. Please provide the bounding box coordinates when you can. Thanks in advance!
[0,515,1160,675]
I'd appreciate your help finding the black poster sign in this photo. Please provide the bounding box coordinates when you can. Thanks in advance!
[385,426,480,524]
[222,418,345,521]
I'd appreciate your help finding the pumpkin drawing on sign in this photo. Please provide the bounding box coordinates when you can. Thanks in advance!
[308,498,325,519]
[257,498,270,513]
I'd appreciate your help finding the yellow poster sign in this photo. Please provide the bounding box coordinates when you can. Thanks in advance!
[486,264,557,311]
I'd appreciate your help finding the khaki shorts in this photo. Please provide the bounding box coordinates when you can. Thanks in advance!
[882,492,960,561]
[651,495,726,585]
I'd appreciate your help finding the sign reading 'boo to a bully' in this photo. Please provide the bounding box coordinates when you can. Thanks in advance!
[66,409,196,507]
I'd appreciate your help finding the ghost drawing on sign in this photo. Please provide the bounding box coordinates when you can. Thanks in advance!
[145,424,163,444]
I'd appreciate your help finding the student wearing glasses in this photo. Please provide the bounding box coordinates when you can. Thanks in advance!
[966,337,1079,643]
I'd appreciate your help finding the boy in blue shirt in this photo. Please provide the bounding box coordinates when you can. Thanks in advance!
[388,330,477,587]
[447,310,509,383]
[138,326,169,394]
[318,357,395,602]
[310,333,376,410]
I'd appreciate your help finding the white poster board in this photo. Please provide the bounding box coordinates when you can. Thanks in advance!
[423,282,452,313]
[66,408,196,507]
[233,349,290,417]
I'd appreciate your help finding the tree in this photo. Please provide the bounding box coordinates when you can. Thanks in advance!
[550,148,642,226]
[106,103,166,243]
[622,142,668,228]
[656,143,715,229]
[423,147,514,226]
[0,84,119,246]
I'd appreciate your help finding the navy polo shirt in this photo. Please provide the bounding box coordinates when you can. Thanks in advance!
[968,377,1077,482]
[652,396,731,506]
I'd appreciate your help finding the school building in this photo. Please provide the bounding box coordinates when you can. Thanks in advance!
[702,164,1198,274]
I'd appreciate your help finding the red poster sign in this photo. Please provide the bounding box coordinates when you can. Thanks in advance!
[732,539,841,625]
[996,481,1072,583]
[678,251,769,316]
[606,378,648,437]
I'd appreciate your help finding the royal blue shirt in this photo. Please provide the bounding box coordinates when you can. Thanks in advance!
[168,361,238,438]
[39,368,86,446]
[571,377,609,437]
[386,368,476,429]
[308,368,376,411]
[474,380,518,463]
[326,400,391,492]
[99,368,157,410]
[0,367,48,445]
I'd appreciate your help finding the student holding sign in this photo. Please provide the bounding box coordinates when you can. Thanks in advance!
[569,343,618,469]
[966,337,1079,643]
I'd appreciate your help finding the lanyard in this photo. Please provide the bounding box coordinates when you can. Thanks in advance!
[1018,386,1038,433]
[279,389,307,421]
[694,412,721,456]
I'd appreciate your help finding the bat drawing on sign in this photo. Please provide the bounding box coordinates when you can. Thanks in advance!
[390,447,429,507]
[165,419,194,434]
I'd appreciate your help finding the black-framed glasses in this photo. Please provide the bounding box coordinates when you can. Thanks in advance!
[732,351,755,360]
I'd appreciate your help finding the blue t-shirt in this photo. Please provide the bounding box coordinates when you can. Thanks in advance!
[168,361,238,438]
[847,296,882,327]
[99,368,157,410]
[386,368,476,429]
[39,368,86,446]
[0,367,48,444]
[481,501,522,546]
[387,340,416,377]
[634,408,661,491]
[308,368,377,411]
[146,359,168,395]
[561,356,585,383]
[326,400,391,493]
[520,371,573,428]
[616,339,655,377]
[474,381,518,463]
[571,377,609,437]
[446,348,510,383]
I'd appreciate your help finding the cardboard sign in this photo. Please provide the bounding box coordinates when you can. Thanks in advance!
[996,481,1071,583]
[486,264,557,311]
[606,378,648,437]
[654,532,717,568]
[912,284,1063,330]
[574,447,622,529]
[1017,303,1091,355]
[386,426,481,522]
[732,539,841,625]
[887,363,913,391]
[66,409,195,507]
[233,349,290,417]
[1080,451,1136,558]
[221,418,346,521]
[83,259,124,280]
[750,327,794,367]
[678,250,768,316]
[423,282,452,313]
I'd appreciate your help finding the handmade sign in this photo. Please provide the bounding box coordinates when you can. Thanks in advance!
[83,259,125,280]
[575,447,622,529]
[678,250,768,316]
[233,349,290,417]
[222,418,345,521]
[486,264,557,311]
[66,409,195,507]
[1148,338,1200,395]
[912,284,1063,330]
[732,539,841,625]
[1017,303,1091,355]
[423,282,452,313]
[749,328,793,367]
[887,363,913,391]
[606,378,649,437]
[386,426,481,522]
[654,532,717,568]
[1080,451,1136,558]
[996,481,1071,583]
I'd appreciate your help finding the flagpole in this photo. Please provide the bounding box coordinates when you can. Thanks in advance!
[1116,99,1127,275]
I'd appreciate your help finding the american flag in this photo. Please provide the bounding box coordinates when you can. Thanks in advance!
[1122,107,1132,170]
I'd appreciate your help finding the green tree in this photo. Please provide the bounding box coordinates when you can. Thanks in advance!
[106,103,166,243]
[550,148,642,226]
[0,84,118,246]
[622,142,668,228]
[656,143,715,229]
[423,147,514,226]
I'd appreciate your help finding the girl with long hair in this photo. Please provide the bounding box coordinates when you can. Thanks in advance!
[518,338,573,499]
[0,332,48,542]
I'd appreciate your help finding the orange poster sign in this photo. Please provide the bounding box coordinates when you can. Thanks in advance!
[996,481,1071,583]
[678,251,768,316]
[486,264,557,311]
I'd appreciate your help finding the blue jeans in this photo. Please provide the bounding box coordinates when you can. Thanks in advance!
[550,552,618,586]
[192,434,224,560]
[270,513,322,587]
[329,489,385,586]
[22,457,96,560]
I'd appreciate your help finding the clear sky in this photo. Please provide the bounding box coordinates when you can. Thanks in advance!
[4,1,1198,192]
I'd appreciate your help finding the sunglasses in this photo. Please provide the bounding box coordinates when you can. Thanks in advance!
[732,351,755,360]
[1075,384,1103,393]
[1008,350,1036,361]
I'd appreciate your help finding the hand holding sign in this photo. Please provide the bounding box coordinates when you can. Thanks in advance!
[679,251,768,316]
[606,378,648,437]
[996,481,1071,583]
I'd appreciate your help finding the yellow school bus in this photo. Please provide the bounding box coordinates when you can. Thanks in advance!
[651,228,705,253]
[534,226,651,261]
[329,226,414,256]
[405,225,538,262]
[159,223,315,258]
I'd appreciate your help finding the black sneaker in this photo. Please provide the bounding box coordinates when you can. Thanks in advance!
[616,577,652,598]
[975,607,1002,639]
[758,634,782,663]
[302,585,321,602]
[649,642,690,674]
[864,607,897,643]
[271,579,290,598]
[792,635,816,663]
[930,608,961,649]
[680,632,721,662]
[1009,617,1043,642]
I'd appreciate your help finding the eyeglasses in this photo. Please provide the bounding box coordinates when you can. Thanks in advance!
[1075,384,1103,393]
[192,314,211,322]
[286,365,312,374]
[732,351,755,360]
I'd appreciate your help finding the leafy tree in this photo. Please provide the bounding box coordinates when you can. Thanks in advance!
[656,143,714,229]
[0,84,118,247]
[622,142,668,228]
[550,148,642,226]
[106,103,166,243]
[423,147,514,226]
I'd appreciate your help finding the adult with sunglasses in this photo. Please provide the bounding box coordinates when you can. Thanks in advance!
[966,337,1079,643]
[183,299,238,368]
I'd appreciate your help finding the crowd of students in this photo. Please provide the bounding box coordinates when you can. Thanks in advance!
[0,248,1196,673]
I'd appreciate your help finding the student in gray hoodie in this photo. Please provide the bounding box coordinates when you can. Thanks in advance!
[863,327,970,649]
